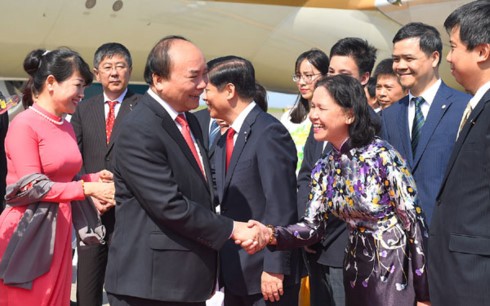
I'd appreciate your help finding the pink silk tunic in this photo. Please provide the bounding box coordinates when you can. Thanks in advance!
[0,105,97,306]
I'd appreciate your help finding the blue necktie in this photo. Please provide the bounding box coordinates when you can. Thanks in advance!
[411,96,425,154]
[209,119,220,148]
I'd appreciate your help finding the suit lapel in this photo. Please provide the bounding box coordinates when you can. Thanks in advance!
[90,97,107,147]
[438,91,490,199]
[215,136,227,203]
[107,91,138,148]
[222,106,260,199]
[142,94,208,185]
[398,97,414,167]
[412,84,451,169]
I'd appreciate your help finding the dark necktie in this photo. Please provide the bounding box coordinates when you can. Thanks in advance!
[209,119,220,148]
[175,114,205,176]
[106,101,117,144]
[225,128,235,172]
[411,96,425,154]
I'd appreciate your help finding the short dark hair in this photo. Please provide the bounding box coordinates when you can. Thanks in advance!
[330,37,377,76]
[393,22,442,65]
[207,55,256,100]
[373,58,396,78]
[365,77,376,99]
[144,35,189,84]
[93,42,132,68]
[290,48,330,123]
[315,75,379,148]
[22,48,93,108]
[444,0,490,51]
[254,82,268,112]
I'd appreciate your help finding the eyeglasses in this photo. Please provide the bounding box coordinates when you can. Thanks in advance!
[98,64,128,74]
[292,73,322,83]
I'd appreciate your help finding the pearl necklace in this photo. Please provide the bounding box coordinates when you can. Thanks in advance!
[29,106,64,126]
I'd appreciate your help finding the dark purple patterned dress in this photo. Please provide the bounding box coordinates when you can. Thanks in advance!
[275,138,429,306]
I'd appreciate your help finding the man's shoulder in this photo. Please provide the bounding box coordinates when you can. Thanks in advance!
[380,97,408,119]
[438,82,471,103]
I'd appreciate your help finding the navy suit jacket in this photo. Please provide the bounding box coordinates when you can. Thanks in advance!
[214,105,301,295]
[380,82,469,222]
[105,93,234,302]
[429,88,490,305]
[71,90,140,235]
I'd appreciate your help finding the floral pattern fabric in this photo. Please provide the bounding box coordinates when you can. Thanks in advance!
[275,138,429,306]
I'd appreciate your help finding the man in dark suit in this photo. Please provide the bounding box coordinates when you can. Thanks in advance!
[380,22,469,223]
[104,36,262,306]
[203,55,300,306]
[429,1,490,304]
[71,42,140,306]
[299,37,378,306]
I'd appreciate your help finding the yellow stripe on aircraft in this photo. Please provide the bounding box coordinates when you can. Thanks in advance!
[210,0,376,10]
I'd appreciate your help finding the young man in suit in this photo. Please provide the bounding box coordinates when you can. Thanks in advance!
[104,36,264,306]
[203,56,301,306]
[71,42,140,306]
[299,37,378,306]
[429,1,490,304]
[380,22,470,224]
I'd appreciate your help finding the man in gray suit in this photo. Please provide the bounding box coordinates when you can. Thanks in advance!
[71,42,140,306]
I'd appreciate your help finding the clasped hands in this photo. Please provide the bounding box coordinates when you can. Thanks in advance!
[86,169,115,214]
[232,220,275,255]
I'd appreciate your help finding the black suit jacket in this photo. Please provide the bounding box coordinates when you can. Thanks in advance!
[214,105,301,295]
[429,88,490,305]
[105,92,234,302]
[71,90,140,235]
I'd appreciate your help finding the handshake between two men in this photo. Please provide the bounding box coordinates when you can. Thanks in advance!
[232,220,276,255]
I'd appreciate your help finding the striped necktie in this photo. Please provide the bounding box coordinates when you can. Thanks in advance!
[456,101,473,140]
[411,96,425,155]
[209,119,220,148]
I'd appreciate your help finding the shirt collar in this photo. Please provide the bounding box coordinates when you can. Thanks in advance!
[147,88,180,121]
[468,81,490,110]
[103,88,128,104]
[409,79,441,106]
[230,101,257,133]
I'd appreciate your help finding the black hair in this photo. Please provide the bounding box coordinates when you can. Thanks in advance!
[144,35,189,84]
[444,0,490,51]
[207,55,256,100]
[290,48,330,123]
[315,75,380,148]
[365,77,376,99]
[22,48,93,108]
[373,58,396,78]
[93,42,132,68]
[254,82,268,112]
[393,22,442,65]
[330,37,377,76]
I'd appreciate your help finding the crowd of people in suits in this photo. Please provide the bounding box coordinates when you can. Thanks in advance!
[0,1,488,306]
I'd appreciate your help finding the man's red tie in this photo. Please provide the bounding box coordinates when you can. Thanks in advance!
[106,101,117,144]
[225,128,235,172]
[175,114,205,176]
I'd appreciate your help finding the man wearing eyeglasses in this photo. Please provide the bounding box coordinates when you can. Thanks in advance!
[71,42,141,306]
